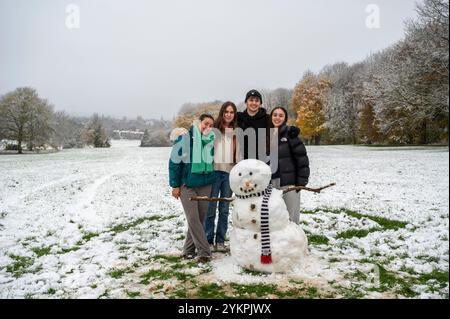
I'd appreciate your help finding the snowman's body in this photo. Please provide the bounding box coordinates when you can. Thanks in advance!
[229,159,308,273]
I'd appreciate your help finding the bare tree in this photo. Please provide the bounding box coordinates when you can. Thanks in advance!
[26,99,54,151]
[0,87,46,153]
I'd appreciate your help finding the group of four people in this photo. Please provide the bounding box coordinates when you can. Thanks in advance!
[168,90,310,263]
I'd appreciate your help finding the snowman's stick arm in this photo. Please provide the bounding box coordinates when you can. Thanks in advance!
[282,183,336,194]
[189,196,234,202]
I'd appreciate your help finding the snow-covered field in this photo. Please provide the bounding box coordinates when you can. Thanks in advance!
[0,140,448,299]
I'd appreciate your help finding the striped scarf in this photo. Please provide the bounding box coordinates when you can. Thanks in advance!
[236,184,274,264]
[235,185,273,199]
[260,184,273,264]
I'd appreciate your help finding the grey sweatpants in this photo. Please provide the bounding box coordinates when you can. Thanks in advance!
[180,184,212,258]
[271,178,301,224]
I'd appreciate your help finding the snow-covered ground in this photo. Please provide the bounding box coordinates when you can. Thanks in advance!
[0,141,448,298]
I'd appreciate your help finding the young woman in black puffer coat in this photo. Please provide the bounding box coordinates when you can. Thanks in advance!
[266,107,310,224]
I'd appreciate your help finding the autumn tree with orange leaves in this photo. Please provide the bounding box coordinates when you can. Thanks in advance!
[291,72,330,145]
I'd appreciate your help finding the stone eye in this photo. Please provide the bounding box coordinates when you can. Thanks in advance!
[249,172,253,176]
[238,172,242,176]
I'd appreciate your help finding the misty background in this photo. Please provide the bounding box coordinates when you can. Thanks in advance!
[0,0,419,119]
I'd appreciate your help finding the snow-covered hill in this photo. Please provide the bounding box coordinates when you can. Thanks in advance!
[0,141,448,298]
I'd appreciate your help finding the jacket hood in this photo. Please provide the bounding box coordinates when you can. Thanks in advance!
[169,127,189,142]
[278,124,300,138]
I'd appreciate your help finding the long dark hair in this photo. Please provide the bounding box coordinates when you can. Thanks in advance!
[214,101,238,163]
[215,101,237,133]
[266,107,289,152]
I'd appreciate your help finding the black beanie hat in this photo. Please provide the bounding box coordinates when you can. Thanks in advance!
[245,89,263,104]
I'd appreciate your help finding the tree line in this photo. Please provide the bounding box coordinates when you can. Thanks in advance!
[293,0,448,145]
[174,0,448,146]
[0,87,111,153]
[0,87,172,153]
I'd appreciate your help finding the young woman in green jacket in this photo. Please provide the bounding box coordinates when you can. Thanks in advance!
[169,114,216,263]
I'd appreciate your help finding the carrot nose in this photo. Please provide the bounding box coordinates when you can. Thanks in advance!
[245,181,251,187]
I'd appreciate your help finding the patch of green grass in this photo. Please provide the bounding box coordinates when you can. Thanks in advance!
[110,218,147,233]
[196,283,228,299]
[153,255,182,263]
[376,264,418,297]
[31,246,52,257]
[308,234,330,245]
[230,283,277,298]
[417,255,440,263]
[109,267,134,279]
[275,282,321,299]
[109,215,170,234]
[140,269,194,284]
[274,288,304,298]
[151,255,198,270]
[336,228,381,239]
[359,258,375,264]
[47,288,56,295]
[125,290,141,298]
[58,246,81,254]
[306,207,408,233]
[98,290,109,299]
[354,262,419,297]
[241,268,268,276]
[170,261,198,270]
[170,287,188,298]
[399,265,417,275]
[329,257,341,263]
[173,271,195,282]
[163,214,179,220]
[321,207,408,231]
[345,269,369,282]
[301,208,322,215]
[82,232,99,242]
[306,286,320,298]
[365,215,407,230]
[333,284,366,299]
[6,255,35,278]
[417,269,449,287]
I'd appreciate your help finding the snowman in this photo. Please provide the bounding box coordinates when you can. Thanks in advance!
[229,159,308,273]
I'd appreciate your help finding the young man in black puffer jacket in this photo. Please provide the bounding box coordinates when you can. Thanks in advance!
[237,89,269,160]
[267,107,310,224]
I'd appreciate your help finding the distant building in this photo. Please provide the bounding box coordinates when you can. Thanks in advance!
[112,130,144,140]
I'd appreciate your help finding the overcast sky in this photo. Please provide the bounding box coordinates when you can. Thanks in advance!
[0,0,420,120]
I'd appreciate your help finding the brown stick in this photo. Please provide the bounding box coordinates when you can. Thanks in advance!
[189,196,234,202]
[189,183,336,202]
[282,183,336,194]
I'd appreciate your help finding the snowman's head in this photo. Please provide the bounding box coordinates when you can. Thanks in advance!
[230,159,272,196]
